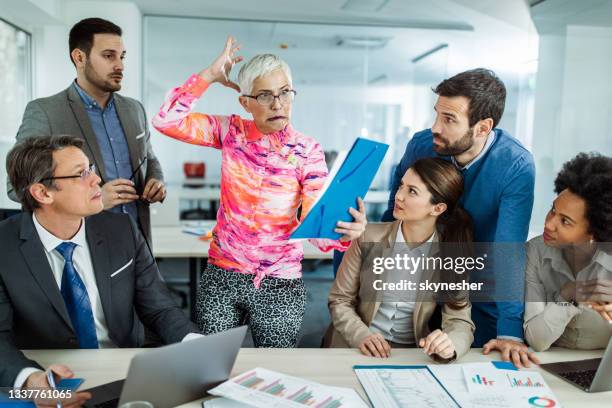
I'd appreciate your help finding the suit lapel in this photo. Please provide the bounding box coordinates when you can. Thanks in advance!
[19,214,73,330]
[114,95,144,184]
[66,86,108,182]
[85,218,113,326]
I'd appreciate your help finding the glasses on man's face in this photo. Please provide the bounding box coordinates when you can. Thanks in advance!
[40,163,97,183]
[243,89,297,106]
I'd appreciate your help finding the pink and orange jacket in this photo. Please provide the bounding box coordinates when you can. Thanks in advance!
[152,74,349,287]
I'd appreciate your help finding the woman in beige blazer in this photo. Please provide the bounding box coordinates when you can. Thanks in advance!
[327,158,475,363]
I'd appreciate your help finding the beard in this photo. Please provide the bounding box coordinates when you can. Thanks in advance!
[433,127,475,156]
[84,60,122,93]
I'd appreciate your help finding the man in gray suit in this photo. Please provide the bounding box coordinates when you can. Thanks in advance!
[0,135,198,394]
[8,17,164,244]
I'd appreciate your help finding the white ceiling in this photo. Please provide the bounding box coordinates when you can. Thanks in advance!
[139,0,539,89]
[531,0,612,33]
[119,0,479,30]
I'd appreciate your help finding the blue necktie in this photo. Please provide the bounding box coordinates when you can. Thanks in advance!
[56,242,99,348]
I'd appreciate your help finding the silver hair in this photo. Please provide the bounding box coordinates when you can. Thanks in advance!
[237,54,293,95]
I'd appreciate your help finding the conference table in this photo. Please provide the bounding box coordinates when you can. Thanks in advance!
[151,226,333,319]
[22,348,611,407]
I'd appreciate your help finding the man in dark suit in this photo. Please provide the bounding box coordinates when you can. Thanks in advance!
[0,135,198,394]
[7,17,165,244]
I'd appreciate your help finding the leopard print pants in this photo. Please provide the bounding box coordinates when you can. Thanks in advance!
[196,264,307,347]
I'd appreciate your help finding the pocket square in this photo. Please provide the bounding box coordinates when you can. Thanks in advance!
[135,131,146,140]
[111,258,134,277]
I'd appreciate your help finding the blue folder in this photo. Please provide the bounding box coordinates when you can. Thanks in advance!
[291,137,389,240]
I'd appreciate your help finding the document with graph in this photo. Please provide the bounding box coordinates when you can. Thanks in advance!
[460,363,562,407]
[208,367,368,408]
[354,365,460,408]
[355,363,562,408]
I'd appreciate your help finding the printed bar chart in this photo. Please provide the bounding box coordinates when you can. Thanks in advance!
[472,374,495,386]
[506,374,544,388]
[210,368,368,407]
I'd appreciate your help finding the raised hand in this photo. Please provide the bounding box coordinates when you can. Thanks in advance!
[198,36,244,92]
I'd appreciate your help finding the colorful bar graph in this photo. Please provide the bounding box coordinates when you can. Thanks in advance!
[472,374,495,385]
[506,374,544,388]
[315,396,343,408]
[234,371,265,389]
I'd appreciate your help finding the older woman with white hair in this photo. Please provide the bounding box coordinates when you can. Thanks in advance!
[152,37,367,347]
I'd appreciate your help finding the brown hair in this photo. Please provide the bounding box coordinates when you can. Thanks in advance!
[7,135,84,212]
[434,68,506,128]
[411,157,474,308]
[69,18,122,65]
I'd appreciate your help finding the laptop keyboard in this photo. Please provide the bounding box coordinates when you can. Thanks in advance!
[558,369,597,389]
[94,398,120,408]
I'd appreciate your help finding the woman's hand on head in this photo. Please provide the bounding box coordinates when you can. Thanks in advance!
[199,36,243,92]
[337,197,367,242]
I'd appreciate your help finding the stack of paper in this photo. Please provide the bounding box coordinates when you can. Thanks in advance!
[208,367,368,408]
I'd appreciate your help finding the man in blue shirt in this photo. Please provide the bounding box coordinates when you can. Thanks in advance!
[9,18,165,244]
[382,69,537,368]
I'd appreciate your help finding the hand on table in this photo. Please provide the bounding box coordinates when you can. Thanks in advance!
[419,329,456,360]
[358,333,391,358]
[482,338,540,369]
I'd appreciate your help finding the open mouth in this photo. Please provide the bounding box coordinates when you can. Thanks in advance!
[267,116,286,121]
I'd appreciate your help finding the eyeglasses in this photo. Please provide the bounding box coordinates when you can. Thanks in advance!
[129,157,147,181]
[243,89,297,106]
[40,163,97,182]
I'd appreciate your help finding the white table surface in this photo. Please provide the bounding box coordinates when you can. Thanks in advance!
[22,347,611,407]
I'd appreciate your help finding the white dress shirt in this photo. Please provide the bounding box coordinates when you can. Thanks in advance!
[14,214,202,388]
[33,213,113,346]
[369,224,435,344]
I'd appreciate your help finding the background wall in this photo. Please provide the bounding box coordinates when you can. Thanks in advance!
[3,0,611,239]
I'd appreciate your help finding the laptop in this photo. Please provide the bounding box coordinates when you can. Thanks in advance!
[540,337,612,392]
[84,326,247,408]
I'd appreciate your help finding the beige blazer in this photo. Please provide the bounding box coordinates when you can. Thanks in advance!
[326,221,475,362]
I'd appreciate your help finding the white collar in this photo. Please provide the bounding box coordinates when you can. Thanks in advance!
[32,213,88,254]
[452,130,495,171]
[396,222,436,245]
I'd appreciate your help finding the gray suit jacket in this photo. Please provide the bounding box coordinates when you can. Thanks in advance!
[0,211,197,387]
[7,83,163,243]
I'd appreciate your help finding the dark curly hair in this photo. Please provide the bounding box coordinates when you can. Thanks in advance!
[554,152,612,243]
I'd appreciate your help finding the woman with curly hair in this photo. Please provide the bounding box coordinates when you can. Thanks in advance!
[524,153,612,352]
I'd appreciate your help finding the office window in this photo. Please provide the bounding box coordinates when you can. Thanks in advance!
[0,18,31,142]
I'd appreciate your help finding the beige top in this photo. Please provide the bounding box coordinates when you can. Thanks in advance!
[369,225,435,344]
[524,235,612,351]
[326,221,475,363]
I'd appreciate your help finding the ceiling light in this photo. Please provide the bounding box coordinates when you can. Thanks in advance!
[336,36,391,49]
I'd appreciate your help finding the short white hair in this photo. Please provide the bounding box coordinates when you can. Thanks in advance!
[237,54,293,95]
